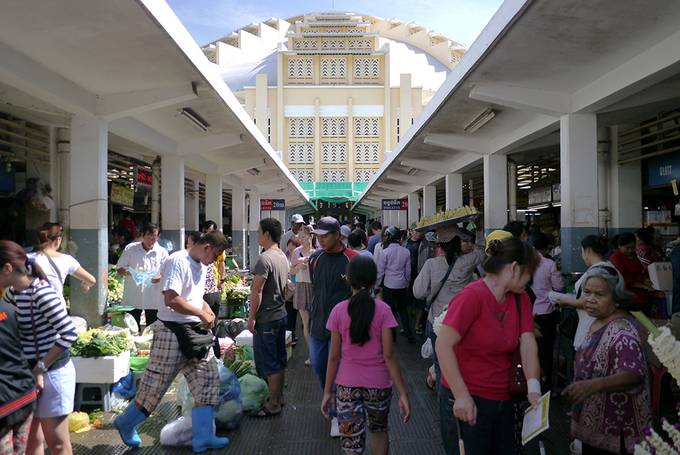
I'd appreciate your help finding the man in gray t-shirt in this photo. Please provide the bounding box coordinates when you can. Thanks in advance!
[248,217,290,416]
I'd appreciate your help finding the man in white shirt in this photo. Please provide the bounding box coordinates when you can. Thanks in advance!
[280,213,304,250]
[115,231,230,452]
[116,223,168,330]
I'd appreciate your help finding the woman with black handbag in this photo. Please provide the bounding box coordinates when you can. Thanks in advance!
[435,237,541,455]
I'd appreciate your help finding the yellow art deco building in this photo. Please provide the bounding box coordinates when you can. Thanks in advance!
[203,12,465,205]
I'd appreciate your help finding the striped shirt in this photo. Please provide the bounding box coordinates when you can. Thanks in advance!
[0,278,77,360]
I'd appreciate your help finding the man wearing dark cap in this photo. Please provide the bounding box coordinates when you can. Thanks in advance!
[308,216,358,436]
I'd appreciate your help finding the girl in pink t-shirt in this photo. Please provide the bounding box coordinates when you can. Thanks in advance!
[322,255,411,455]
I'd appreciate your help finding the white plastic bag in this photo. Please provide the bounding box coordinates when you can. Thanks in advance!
[159,415,215,446]
[176,375,194,415]
[420,338,433,359]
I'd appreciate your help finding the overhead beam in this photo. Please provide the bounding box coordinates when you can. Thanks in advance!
[96,84,198,120]
[177,132,244,155]
[400,159,447,174]
[490,114,559,155]
[109,118,176,154]
[385,171,440,185]
[423,133,490,154]
[223,157,268,175]
[469,82,570,116]
[401,151,481,175]
[572,28,680,113]
[0,42,95,115]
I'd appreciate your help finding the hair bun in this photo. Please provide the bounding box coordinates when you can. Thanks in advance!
[487,239,504,256]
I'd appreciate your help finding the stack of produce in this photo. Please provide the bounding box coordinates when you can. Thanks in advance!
[70,328,133,358]
[416,205,478,228]
[224,346,256,378]
[107,266,124,304]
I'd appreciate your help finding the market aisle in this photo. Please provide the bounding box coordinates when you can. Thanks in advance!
[71,331,572,454]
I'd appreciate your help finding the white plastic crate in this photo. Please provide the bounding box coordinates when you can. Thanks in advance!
[72,351,130,384]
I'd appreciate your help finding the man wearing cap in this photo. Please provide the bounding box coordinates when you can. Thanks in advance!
[339,225,352,247]
[308,216,358,436]
[281,214,304,252]
[413,223,485,383]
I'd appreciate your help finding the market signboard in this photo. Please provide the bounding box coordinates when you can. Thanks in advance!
[136,166,153,187]
[381,199,408,210]
[260,199,286,211]
[647,154,680,187]
[110,183,134,207]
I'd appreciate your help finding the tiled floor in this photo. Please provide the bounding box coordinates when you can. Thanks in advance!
[72,331,573,454]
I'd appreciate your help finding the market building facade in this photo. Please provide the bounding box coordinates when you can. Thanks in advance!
[202,12,465,217]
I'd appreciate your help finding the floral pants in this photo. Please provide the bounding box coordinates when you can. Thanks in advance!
[0,411,33,455]
[335,384,392,454]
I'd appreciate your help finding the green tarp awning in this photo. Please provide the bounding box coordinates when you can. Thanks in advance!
[300,181,368,203]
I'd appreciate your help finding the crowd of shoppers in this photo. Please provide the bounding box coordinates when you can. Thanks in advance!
[0,211,674,455]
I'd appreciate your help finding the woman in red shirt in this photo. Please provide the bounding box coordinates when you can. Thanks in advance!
[610,233,654,309]
[435,237,541,455]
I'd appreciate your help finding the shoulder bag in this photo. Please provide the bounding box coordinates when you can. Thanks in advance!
[509,294,528,398]
[425,257,457,311]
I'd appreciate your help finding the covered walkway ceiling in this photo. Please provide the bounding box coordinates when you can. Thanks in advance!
[0,0,311,208]
[354,0,680,211]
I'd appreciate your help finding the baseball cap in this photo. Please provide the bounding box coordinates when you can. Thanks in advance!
[290,214,304,224]
[485,230,513,251]
[311,216,340,235]
[340,225,352,238]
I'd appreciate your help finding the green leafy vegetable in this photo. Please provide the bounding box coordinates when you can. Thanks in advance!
[70,329,132,357]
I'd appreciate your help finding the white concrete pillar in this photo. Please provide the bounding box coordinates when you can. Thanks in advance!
[185,179,199,231]
[248,191,261,268]
[161,155,185,252]
[48,126,58,222]
[483,154,508,232]
[206,174,223,231]
[560,113,599,272]
[608,125,642,234]
[408,192,421,227]
[423,185,436,217]
[56,128,70,238]
[508,161,518,221]
[231,186,247,268]
[69,114,108,325]
[445,173,463,210]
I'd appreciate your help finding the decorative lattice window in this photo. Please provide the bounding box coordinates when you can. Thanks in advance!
[320,58,347,79]
[322,169,347,182]
[354,143,380,163]
[290,169,314,182]
[288,143,314,163]
[322,143,347,163]
[354,117,380,137]
[321,39,345,50]
[321,118,346,137]
[288,118,314,137]
[348,39,372,50]
[355,168,376,182]
[287,58,313,79]
[293,39,318,50]
[354,58,380,80]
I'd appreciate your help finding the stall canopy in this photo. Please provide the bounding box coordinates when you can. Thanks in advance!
[300,182,368,203]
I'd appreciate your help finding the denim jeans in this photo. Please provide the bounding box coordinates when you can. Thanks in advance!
[439,385,514,455]
[309,335,330,389]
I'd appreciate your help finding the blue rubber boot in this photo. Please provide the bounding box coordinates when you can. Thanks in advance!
[114,402,147,447]
[191,406,229,453]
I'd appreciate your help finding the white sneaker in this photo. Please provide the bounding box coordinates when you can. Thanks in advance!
[304,358,311,366]
[330,417,341,438]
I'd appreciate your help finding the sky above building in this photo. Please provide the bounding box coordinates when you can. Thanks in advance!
[167,0,503,48]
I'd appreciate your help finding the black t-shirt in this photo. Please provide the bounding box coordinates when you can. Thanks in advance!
[308,247,358,340]
[0,300,35,422]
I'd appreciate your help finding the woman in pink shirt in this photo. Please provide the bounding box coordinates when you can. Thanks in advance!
[322,255,411,455]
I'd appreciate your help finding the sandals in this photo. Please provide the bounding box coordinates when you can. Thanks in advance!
[254,405,282,418]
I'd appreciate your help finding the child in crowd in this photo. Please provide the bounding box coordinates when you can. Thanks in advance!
[322,255,410,455]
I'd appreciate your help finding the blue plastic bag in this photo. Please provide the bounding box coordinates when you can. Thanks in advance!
[218,364,241,403]
[112,372,136,399]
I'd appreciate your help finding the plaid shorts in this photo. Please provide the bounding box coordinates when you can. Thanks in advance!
[335,384,392,454]
[136,324,219,413]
